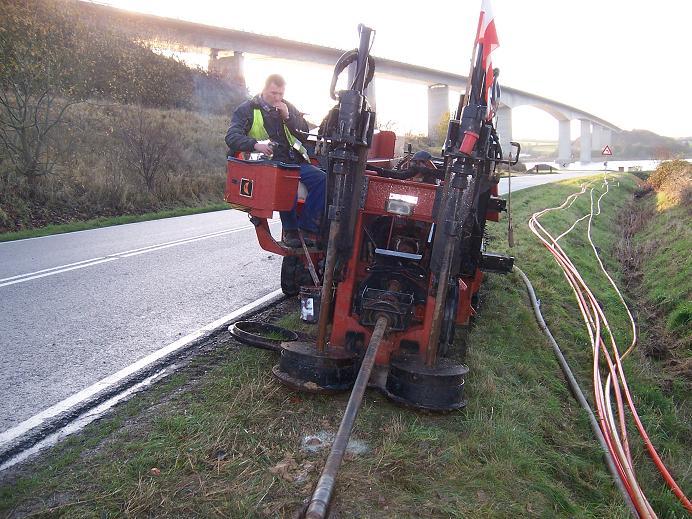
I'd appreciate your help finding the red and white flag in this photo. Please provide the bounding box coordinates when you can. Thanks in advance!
[475,0,499,119]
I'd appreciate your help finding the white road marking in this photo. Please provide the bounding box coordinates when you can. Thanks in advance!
[0,256,117,282]
[0,221,280,288]
[0,288,284,454]
[0,371,164,472]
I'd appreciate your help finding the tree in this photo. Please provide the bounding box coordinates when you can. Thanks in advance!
[432,110,451,147]
[117,108,175,192]
[0,1,84,193]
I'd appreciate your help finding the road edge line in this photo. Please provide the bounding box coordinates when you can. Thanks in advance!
[0,289,285,469]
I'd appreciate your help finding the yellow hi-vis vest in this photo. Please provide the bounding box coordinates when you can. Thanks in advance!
[248,108,310,162]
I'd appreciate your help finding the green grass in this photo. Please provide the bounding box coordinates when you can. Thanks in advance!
[1,173,688,518]
[638,192,692,339]
[624,165,691,367]
[0,203,230,242]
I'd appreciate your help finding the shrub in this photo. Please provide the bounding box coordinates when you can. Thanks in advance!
[646,159,692,208]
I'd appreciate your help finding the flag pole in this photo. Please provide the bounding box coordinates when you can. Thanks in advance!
[457,6,485,118]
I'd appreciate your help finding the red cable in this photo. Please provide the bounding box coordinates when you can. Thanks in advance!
[529,180,691,515]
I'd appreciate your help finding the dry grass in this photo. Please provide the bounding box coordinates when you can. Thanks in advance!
[646,159,692,211]
[0,101,231,233]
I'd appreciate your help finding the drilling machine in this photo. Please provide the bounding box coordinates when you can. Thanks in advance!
[225,19,519,518]
[226,23,518,410]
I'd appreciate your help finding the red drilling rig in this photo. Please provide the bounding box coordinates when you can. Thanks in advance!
[227,23,517,410]
[226,16,518,517]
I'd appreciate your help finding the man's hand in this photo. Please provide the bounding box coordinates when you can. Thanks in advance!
[254,142,274,155]
[275,101,290,121]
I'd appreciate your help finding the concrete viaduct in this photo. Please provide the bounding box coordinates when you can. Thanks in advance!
[78,1,620,164]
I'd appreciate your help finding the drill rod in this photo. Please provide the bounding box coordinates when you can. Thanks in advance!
[425,157,457,367]
[315,222,340,350]
[305,315,388,519]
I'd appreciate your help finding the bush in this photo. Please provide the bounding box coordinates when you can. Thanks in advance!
[646,159,692,208]
[647,159,691,189]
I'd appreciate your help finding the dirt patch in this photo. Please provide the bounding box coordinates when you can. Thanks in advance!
[615,194,656,292]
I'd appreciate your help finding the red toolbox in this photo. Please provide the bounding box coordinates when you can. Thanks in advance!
[225,158,300,218]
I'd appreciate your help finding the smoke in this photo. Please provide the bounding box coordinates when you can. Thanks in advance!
[191,72,249,115]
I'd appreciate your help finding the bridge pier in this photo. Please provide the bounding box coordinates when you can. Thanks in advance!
[208,49,246,89]
[580,119,592,163]
[592,124,603,151]
[558,119,572,165]
[365,79,376,113]
[496,105,512,158]
[427,83,449,142]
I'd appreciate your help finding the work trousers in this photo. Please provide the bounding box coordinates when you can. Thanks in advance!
[279,163,326,234]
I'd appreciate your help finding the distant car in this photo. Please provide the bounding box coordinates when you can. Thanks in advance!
[532,163,556,173]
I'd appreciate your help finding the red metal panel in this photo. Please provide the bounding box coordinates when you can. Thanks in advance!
[368,130,396,160]
[486,183,501,222]
[225,159,299,219]
[363,175,438,221]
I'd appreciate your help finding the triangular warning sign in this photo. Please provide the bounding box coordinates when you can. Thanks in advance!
[601,145,613,156]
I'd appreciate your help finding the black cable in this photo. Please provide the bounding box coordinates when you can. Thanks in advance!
[514,266,637,518]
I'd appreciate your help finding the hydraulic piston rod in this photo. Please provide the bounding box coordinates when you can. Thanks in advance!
[305,316,389,519]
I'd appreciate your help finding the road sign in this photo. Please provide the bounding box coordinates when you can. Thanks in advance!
[602,145,613,156]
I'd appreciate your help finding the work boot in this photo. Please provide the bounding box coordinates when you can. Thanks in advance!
[282,230,301,248]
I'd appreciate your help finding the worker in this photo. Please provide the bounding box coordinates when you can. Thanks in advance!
[409,150,439,184]
[225,74,326,248]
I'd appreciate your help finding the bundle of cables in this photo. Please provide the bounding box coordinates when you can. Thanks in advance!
[523,175,690,518]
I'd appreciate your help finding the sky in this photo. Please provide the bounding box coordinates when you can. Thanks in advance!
[95,0,691,140]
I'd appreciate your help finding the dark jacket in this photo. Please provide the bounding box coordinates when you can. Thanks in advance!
[225,95,309,164]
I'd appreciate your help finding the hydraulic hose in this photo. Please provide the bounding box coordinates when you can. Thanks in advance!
[529,181,654,516]
[530,178,691,515]
[514,266,637,518]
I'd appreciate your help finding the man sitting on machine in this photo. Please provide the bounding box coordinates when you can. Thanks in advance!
[225,74,326,248]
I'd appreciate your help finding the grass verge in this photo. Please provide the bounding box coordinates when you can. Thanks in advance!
[615,160,691,378]
[0,203,230,243]
[1,173,688,518]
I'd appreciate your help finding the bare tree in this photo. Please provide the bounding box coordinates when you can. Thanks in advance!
[117,108,174,192]
[0,16,83,195]
[0,75,78,189]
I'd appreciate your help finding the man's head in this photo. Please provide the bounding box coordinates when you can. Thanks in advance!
[261,74,286,106]
[411,150,432,165]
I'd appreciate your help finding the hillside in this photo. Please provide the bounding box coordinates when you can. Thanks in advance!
[521,130,690,162]
[0,0,247,234]
[617,160,691,378]
[607,130,689,160]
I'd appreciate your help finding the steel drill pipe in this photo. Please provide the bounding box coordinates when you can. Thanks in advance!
[315,222,340,350]
[306,315,389,519]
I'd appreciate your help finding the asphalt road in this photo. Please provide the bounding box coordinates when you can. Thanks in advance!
[0,211,282,433]
[0,170,603,434]
[497,170,605,195]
